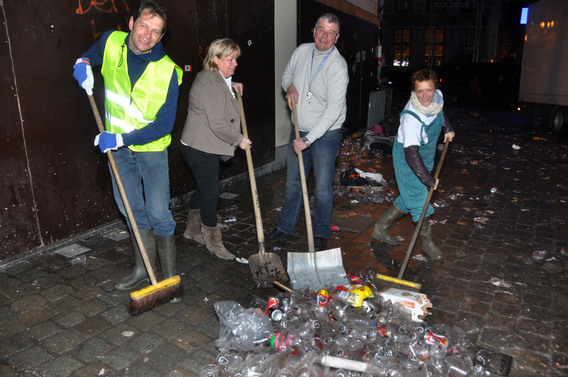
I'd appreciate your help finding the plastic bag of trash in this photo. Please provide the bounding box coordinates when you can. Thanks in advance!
[354,168,387,186]
[339,169,368,186]
[362,130,394,153]
[214,301,274,352]
[339,168,387,187]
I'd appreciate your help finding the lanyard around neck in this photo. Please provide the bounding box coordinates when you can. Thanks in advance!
[309,47,334,90]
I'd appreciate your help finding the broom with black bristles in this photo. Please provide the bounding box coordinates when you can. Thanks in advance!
[375,139,450,292]
[88,95,182,315]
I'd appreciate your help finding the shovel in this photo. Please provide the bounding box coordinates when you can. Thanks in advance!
[236,92,288,283]
[286,107,349,291]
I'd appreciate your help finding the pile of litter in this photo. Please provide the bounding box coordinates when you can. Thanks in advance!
[199,271,512,377]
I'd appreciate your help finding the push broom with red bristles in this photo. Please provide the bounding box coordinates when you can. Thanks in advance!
[88,95,182,315]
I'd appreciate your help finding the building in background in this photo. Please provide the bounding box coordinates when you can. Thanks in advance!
[379,0,536,104]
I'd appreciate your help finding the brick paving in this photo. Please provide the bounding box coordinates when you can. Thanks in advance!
[1,103,567,376]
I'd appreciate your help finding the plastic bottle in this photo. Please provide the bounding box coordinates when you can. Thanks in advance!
[271,331,300,354]
[446,353,473,377]
[200,363,220,377]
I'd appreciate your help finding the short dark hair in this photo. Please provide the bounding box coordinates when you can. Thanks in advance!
[411,69,438,89]
[133,0,168,34]
[316,13,341,34]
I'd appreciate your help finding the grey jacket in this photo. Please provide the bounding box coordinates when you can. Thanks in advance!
[181,70,242,156]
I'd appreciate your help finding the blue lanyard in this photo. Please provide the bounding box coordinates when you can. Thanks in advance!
[309,47,334,91]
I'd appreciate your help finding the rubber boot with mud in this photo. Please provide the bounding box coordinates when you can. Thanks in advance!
[156,234,182,303]
[183,209,204,244]
[420,219,443,261]
[201,224,235,260]
[371,205,404,245]
[116,229,157,290]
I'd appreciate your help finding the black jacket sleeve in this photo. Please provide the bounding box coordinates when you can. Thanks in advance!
[443,111,455,133]
[404,145,436,187]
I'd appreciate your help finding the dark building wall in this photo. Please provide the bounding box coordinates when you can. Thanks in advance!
[0,0,274,260]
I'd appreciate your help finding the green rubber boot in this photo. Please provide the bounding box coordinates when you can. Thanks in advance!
[116,229,157,290]
[371,205,404,245]
[420,220,443,261]
[156,234,182,303]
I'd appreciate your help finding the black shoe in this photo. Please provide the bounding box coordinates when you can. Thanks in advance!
[266,228,286,242]
[314,237,328,251]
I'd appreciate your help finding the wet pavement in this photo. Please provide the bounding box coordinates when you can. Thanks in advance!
[1,101,567,377]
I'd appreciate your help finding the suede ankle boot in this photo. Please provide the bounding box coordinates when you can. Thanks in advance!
[201,224,235,260]
[183,209,204,244]
[371,205,404,245]
[156,234,182,303]
[420,219,443,260]
[116,229,157,290]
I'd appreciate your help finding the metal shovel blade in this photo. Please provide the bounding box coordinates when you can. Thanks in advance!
[287,247,349,290]
[248,245,288,283]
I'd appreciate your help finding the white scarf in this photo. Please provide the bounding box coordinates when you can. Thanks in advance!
[410,89,444,116]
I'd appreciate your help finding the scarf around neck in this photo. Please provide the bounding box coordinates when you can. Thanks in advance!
[410,89,444,116]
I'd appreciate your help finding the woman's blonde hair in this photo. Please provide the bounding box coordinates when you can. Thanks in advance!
[203,38,241,72]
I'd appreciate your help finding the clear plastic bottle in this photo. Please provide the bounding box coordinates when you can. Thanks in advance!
[200,363,220,377]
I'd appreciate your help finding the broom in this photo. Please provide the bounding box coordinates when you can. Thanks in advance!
[375,139,450,292]
[88,95,182,315]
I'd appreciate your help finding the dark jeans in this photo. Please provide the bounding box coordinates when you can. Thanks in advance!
[277,128,342,239]
[180,144,220,227]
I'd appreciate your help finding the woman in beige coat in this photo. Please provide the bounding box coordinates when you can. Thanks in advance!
[180,38,251,260]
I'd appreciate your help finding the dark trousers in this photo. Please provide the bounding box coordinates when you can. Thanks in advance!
[180,144,220,227]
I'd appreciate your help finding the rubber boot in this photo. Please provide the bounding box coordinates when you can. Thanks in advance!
[116,229,157,290]
[371,205,404,245]
[419,220,443,261]
[201,224,235,260]
[156,235,182,303]
[183,209,204,244]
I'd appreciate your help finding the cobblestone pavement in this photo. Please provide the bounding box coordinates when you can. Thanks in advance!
[1,103,567,377]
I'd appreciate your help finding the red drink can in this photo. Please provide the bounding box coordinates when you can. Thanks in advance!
[425,331,448,348]
[265,297,279,316]
[317,289,330,306]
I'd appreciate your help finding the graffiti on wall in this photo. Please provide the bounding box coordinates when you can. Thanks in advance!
[76,0,130,15]
[76,0,131,41]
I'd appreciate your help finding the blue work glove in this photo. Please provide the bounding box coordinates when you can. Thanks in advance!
[73,58,94,95]
[94,132,124,153]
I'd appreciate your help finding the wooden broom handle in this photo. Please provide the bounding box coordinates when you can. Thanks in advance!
[88,95,157,285]
[292,107,315,253]
[397,139,450,279]
[236,92,266,251]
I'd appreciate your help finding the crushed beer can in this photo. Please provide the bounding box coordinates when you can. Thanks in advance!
[317,289,330,306]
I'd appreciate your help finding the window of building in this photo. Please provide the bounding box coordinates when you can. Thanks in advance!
[425,29,444,66]
[459,29,475,47]
[393,29,411,67]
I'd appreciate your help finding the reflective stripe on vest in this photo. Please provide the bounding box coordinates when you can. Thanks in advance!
[101,31,182,152]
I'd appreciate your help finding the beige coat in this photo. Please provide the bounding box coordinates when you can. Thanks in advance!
[181,70,242,156]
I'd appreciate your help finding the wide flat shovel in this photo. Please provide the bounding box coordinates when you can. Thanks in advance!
[287,107,349,291]
[236,92,288,283]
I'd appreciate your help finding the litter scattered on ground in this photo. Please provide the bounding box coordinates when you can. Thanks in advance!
[489,278,511,288]
[200,271,512,376]
[236,257,249,264]
[104,228,129,241]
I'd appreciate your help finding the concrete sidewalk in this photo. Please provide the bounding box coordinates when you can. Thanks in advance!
[1,104,567,376]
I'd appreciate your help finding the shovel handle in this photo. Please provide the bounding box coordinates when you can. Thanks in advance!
[292,107,315,253]
[88,95,157,285]
[236,92,266,252]
[397,139,450,279]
